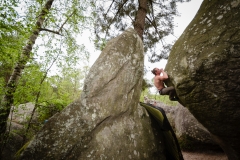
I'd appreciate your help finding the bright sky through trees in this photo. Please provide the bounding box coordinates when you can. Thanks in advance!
[87,0,203,72]
[145,0,203,77]
[146,0,203,93]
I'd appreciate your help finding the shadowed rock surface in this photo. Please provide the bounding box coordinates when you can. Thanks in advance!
[144,98,221,151]
[172,104,216,149]
[19,28,168,160]
[161,103,221,151]
[165,0,240,159]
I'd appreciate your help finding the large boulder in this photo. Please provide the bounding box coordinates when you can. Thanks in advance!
[19,28,168,159]
[165,0,240,159]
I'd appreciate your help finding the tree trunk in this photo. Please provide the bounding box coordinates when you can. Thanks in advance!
[0,0,54,151]
[134,0,148,39]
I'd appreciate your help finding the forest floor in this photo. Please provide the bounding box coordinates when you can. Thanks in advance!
[182,150,228,160]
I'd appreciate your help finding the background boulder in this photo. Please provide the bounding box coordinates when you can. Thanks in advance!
[144,98,221,151]
[165,104,221,151]
[2,103,40,160]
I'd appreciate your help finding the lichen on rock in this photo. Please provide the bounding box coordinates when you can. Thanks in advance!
[19,28,167,160]
[165,0,240,159]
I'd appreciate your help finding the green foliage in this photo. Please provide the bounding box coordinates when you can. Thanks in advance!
[0,1,27,99]
[13,62,85,121]
[142,78,152,92]
[0,78,5,102]
[14,63,44,105]
[37,100,66,121]
[0,0,92,149]
[1,0,91,103]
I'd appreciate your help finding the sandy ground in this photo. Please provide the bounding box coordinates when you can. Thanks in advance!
[182,151,228,160]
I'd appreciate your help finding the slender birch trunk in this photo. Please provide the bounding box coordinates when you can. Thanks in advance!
[0,0,54,149]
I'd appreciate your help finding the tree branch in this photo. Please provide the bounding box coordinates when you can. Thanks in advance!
[58,9,76,33]
[39,28,62,35]
[105,0,115,15]
[146,16,164,46]
[104,0,129,39]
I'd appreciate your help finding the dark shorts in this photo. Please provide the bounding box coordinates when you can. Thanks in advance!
[158,88,165,95]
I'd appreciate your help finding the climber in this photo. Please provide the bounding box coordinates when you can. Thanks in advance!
[151,68,179,101]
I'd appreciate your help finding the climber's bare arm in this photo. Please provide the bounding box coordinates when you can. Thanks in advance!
[157,70,168,80]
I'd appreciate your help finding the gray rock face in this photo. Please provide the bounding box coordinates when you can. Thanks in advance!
[19,28,166,159]
[165,104,219,150]
[165,0,240,159]
[8,102,37,135]
[9,103,36,125]
[173,104,213,143]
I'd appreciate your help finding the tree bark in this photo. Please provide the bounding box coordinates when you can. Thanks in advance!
[0,0,54,150]
[134,0,148,39]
